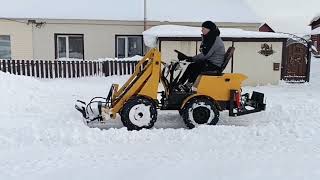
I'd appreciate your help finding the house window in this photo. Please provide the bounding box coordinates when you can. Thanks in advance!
[116,35,143,58]
[55,34,84,59]
[0,35,11,59]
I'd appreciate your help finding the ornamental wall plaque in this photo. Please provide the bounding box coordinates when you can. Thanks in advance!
[258,43,276,57]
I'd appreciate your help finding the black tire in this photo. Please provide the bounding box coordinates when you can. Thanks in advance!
[120,96,157,131]
[181,97,220,129]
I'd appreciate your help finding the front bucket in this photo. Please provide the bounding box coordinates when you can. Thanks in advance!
[75,100,87,119]
[75,85,116,125]
[74,97,108,124]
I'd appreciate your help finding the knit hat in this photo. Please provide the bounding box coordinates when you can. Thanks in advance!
[202,21,217,31]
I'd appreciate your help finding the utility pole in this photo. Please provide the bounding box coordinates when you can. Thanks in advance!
[144,0,147,30]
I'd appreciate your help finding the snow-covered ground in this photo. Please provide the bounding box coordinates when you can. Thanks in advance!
[0,58,320,180]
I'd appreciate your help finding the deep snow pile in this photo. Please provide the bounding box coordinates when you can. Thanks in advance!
[0,58,320,180]
[0,73,130,147]
[143,25,289,48]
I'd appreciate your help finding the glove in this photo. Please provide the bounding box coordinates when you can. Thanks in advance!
[185,57,193,62]
[175,50,190,61]
[177,52,188,61]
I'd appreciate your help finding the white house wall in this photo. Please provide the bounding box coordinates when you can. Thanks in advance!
[160,40,283,86]
[33,23,144,60]
[0,20,33,59]
[33,22,259,60]
[160,41,234,84]
[160,41,197,62]
[161,41,233,63]
[233,41,283,86]
[0,19,261,60]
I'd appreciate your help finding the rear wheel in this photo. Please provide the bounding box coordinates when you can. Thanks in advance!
[120,97,157,131]
[181,97,220,129]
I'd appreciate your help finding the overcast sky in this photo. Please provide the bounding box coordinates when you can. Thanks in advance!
[245,0,320,34]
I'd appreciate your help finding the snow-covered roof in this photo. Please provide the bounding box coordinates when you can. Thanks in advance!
[310,14,320,25]
[311,27,320,35]
[143,25,289,47]
[0,0,260,23]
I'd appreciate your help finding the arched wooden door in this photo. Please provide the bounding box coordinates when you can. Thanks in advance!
[282,43,307,81]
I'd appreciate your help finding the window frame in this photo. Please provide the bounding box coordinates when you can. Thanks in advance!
[0,35,12,60]
[54,33,84,60]
[115,35,144,58]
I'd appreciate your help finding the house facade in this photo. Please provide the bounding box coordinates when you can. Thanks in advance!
[310,14,320,55]
[0,19,33,60]
[0,19,261,60]
[0,0,262,60]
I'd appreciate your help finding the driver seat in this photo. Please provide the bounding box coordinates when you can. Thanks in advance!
[201,47,235,76]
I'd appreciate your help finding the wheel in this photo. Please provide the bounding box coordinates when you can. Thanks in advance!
[181,97,219,129]
[120,96,157,131]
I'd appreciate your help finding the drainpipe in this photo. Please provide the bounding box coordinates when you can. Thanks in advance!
[27,20,36,59]
[143,0,148,54]
[32,23,35,60]
[144,0,147,31]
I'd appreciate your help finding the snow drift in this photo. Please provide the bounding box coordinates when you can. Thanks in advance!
[0,58,320,179]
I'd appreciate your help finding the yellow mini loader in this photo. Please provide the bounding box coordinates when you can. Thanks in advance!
[75,48,266,130]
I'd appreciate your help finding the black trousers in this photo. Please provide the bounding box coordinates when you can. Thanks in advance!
[179,61,221,85]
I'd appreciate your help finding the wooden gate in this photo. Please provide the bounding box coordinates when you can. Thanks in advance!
[282,43,308,82]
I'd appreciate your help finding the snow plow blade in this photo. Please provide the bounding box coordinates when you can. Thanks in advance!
[74,84,116,124]
[229,91,266,117]
[75,100,88,119]
[75,99,105,124]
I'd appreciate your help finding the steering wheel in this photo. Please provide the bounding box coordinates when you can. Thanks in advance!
[161,50,187,93]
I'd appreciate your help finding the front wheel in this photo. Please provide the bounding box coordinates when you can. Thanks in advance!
[120,97,157,131]
[181,97,220,129]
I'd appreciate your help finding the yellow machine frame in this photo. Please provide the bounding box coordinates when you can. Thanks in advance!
[103,49,161,118]
[75,47,266,130]
[102,48,248,119]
